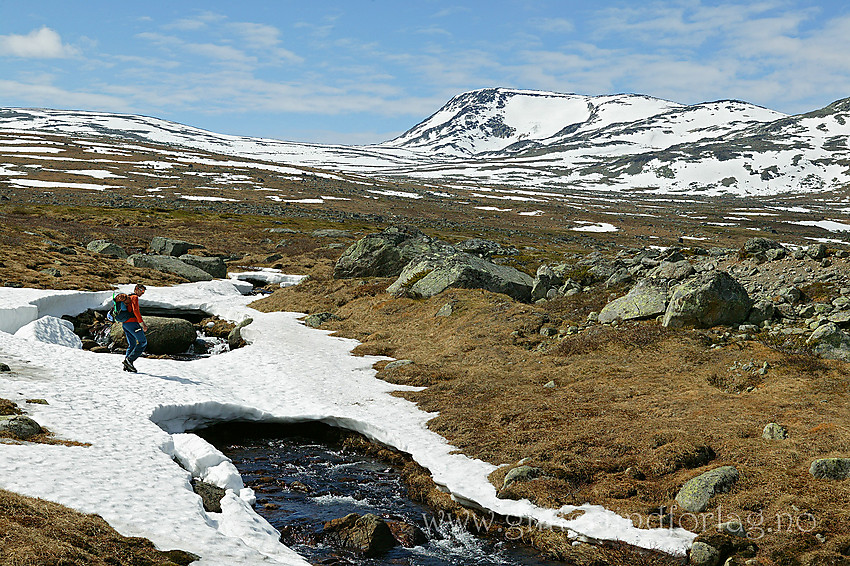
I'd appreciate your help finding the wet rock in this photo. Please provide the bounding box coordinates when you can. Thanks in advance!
[323,513,398,556]
[0,415,43,439]
[86,239,128,259]
[150,237,204,257]
[110,316,197,355]
[675,466,739,513]
[599,278,670,323]
[809,458,850,480]
[191,478,226,513]
[387,520,428,547]
[178,255,227,279]
[227,318,253,349]
[663,271,752,329]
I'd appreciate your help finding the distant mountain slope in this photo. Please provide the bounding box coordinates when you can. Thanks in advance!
[1,88,848,197]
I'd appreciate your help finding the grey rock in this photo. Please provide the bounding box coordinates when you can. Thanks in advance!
[127,254,213,282]
[689,541,720,566]
[304,312,335,328]
[762,423,788,440]
[531,265,563,301]
[675,466,740,513]
[605,267,633,288]
[178,254,227,279]
[765,248,786,261]
[0,363,10,372]
[334,226,450,279]
[109,316,197,355]
[539,326,559,337]
[599,278,670,324]
[87,239,128,259]
[454,238,514,258]
[0,415,43,439]
[150,236,204,257]
[747,300,775,325]
[502,465,543,490]
[663,271,752,329]
[809,458,850,480]
[742,238,784,257]
[808,243,828,260]
[40,268,61,277]
[387,251,533,302]
[435,302,454,317]
[650,260,695,281]
[718,521,747,538]
[807,322,850,361]
[312,229,352,238]
[778,286,802,304]
[228,318,253,350]
[384,359,413,370]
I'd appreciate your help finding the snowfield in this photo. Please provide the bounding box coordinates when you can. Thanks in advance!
[0,281,696,564]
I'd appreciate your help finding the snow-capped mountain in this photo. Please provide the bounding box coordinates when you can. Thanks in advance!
[1,87,848,197]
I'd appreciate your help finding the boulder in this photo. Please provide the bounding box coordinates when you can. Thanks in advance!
[689,541,720,566]
[86,239,128,259]
[386,520,428,547]
[110,316,197,355]
[178,255,227,279]
[454,238,514,258]
[809,458,850,480]
[675,466,739,513]
[808,243,828,260]
[806,322,850,361]
[531,265,563,302]
[304,312,335,328]
[127,254,213,282]
[386,251,533,302]
[747,300,775,325]
[649,260,695,281]
[334,226,449,279]
[323,513,397,556]
[150,237,204,257]
[227,318,253,350]
[599,278,670,323]
[0,415,43,439]
[762,423,788,440]
[741,238,784,257]
[502,465,543,490]
[662,271,752,329]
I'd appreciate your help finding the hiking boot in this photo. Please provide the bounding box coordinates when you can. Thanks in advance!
[123,359,137,373]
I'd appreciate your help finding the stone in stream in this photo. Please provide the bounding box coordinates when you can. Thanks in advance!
[323,513,398,556]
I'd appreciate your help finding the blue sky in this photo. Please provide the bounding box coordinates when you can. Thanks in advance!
[1,1,849,144]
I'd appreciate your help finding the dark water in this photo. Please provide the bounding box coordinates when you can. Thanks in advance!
[201,424,564,566]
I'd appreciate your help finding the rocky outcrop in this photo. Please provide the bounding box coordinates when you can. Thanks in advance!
[150,237,204,257]
[86,239,128,259]
[323,513,398,556]
[334,226,449,278]
[178,255,227,279]
[386,251,533,302]
[663,271,752,328]
[110,316,197,355]
[675,466,739,513]
[598,278,670,323]
[127,254,213,282]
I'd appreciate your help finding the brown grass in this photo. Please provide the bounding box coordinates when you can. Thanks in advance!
[0,489,197,565]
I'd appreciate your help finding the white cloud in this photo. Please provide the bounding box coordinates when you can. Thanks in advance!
[0,27,77,58]
[0,79,128,109]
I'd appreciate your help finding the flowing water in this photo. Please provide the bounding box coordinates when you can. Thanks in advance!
[200,424,565,566]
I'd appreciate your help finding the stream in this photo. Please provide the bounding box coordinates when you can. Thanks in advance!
[199,423,566,566]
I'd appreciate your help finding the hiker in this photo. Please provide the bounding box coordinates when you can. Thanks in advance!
[121,284,148,373]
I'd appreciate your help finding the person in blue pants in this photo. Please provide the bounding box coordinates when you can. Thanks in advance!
[122,284,148,373]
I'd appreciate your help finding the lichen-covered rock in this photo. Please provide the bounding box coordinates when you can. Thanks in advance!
[150,237,204,257]
[762,423,788,440]
[304,312,335,328]
[86,239,128,259]
[675,466,739,513]
[387,252,533,302]
[809,458,850,480]
[599,278,670,323]
[806,322,850,361]
[689,541,720,566]
[663,271,752,329]
[127,254,213,282]
[110,316,197,355]
[334,226,449,278]
[741,238,784,257]
[178,254,227,279]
